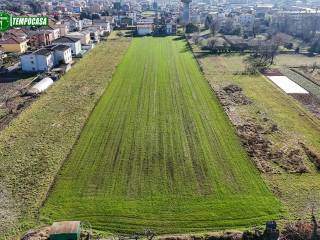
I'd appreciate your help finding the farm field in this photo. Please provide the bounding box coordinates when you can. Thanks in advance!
[198,54,320,220]
[42,37,281,234]
[0,38,130,238]
[275,54,320,67]
[279,68,320,99]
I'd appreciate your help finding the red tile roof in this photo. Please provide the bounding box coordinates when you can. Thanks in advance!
[0,37,26,44]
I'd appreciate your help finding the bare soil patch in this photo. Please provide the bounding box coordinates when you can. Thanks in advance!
[0,72,35,100]
[0,72,38,131]
[300,143,320,171]
[217,84,252,107]
[217,84,310,173]
[21,227,50,240]
[0,94,38,131]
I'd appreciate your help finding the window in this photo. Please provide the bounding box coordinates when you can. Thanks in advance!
[31,61,34,64]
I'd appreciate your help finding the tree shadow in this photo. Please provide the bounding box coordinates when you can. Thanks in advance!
[195,51,211,59]
[172,36,185,41]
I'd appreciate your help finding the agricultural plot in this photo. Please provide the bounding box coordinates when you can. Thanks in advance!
[275,54,320,67]
[280,68,320,99]
[42,37,280,234]
[198,54,320,220]
[278,68,320,118]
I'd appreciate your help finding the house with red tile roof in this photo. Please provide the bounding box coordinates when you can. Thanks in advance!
[0,37,28,53]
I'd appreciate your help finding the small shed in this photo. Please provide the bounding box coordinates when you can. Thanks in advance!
[49,221,81,240]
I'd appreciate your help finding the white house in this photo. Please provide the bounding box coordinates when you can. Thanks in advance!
[54,23,69,37]
[64,16,83,32]
[128,12,137,23]
[166,23,177,35]
[92,19,111,35]
[41,26,61,40]
[20,48,54,72]
[49,45,72,65]
[66,31,91,45]
[137,24,153,36]
[82,18,93,27]
[52,36,82,56]
[87,27,100,42]
[21,45,72,72]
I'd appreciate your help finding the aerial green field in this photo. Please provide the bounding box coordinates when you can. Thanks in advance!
[0,38,130,238]
[42,37,280,234]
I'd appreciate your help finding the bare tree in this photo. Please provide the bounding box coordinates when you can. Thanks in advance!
[311,62,318,73]
[210,19,220,36]
[244,41,279,74]
[207,39,218,53]
[192,32,200,45]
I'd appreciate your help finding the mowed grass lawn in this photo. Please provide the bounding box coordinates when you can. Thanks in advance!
[42,37,280,234]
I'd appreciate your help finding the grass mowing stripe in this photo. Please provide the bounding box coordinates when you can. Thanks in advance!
[42,37,281,234]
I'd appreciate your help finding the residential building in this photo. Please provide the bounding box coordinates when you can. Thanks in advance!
[271,12,320,40]
[52,36,82,56]
[238,13,255,35]
[49,17,59,27]
[66,31,91,45]
[166,23,177,35]
[48,45,72,66]
[54,23,69,37]
[87,27,100,42]
[255,3,273,18]
[90,3,103,12]
[128,12,137,23]
[0,37,28,53]
[82,18,93,27]
[28,31,54,48]
[64,16,83,32]
[137,24,153,35]
[21,45,72,72]
[120,17,134,26]
[40,26,61,39]
[20,48,54,72]
[4,29,29,42]
[93,19,112,34]
[73,6,82,13]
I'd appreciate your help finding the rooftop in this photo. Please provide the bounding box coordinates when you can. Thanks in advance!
[34,48,52,56]
[50,44,71,51]
[49,221,81,235]
[52,36,80,43]
[0,37,27,44]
